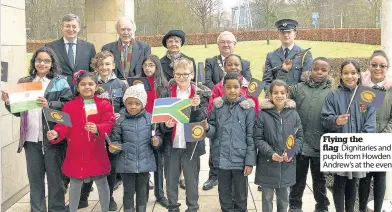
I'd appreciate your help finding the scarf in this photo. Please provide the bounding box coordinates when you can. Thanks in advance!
[166,51,182,68]
[117,40,133,77]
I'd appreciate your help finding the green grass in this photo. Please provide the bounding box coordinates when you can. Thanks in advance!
[28,40,380,80]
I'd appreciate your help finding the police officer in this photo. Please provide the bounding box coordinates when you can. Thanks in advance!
[262,19,313,90]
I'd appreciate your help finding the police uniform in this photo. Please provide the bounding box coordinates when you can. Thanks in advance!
[262,19,313,89]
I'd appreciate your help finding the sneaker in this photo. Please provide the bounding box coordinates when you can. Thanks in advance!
[109,199,118,211]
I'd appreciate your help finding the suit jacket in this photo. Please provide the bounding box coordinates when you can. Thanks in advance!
[160,54,196,81]
[46,38,96,88]
[204,55,252,89]
[262,44,312,89]
[101,40,151,80]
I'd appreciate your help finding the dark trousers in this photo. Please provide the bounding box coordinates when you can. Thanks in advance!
[24,141,66,212]
[359,172,386,212]
[121,173,149,210]
[107,152,118,200]
[261,186,289,212]
[218,169,248,212]
[333,175,358,212]
[153,150,166,200]
[289,154,330,211]
[208,144,218,181]
[164,148,200,212]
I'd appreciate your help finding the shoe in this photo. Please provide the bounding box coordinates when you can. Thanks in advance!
[257,185,262,191]
[113,180,122,191]
[78,200,89,209]
[109,198,118,211]
[156,197,169,208]
[202,179,218,190]
[179,179,186,190]
[149,179,154,190]
[168,203,181,212]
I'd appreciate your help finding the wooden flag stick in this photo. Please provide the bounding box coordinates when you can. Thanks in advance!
[190,141,199,161]
[346,86,358,114]
[86,115,91,142]
[42,107,50,130]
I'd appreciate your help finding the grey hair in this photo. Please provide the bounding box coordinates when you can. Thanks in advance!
[116,17,137,38]
[216,31,237,44]
[62,14,81,26]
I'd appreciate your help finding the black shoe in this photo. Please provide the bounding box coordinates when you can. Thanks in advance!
[179,179,186,190]
[168,203,181,211]
[78,200,89,209]
[257,185,262,191]
[202,179,218,190]
[113,180,122,191]
[156,197,169,208]
[109,198,118,211]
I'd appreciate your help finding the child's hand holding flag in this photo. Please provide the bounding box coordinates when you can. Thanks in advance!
[47,130,58,140]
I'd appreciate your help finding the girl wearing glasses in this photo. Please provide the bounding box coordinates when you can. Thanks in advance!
[1,47,73,212]
[358,50,391,212]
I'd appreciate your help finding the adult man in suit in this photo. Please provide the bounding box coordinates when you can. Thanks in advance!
[262,19,313,91]
[46,14,96,92]
[204,31,252,89]
[101,17,151,80]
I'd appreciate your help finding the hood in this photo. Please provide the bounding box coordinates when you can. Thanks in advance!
[213,96,255,110]
[360,70,392,90]
[260,99,296,110]
[168,78,211,98]
[300,70,334,87]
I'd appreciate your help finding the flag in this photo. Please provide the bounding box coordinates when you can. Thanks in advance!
[8,81,44,113]
[286,134,298,158]
[197,62,205,84]
[184,121,206,142]
[1,61,8,82]
[127,77,152,91]
[356,86,385,108]
[111,88,123,97]
[247,78,266,98]
[84,99,98,116]
[43,107,72,127]
[152,98,191,124]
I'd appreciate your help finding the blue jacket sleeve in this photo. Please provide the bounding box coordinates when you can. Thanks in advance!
[321,91,342,132]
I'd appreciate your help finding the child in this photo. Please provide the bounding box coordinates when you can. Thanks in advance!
[109,84,159,212]
[359,50,391,212]
[207,54,259,114]
[157,57,211,212]
[321,59,376,212]
[205,71,256,212]
[1,47,73,212]
[47,71,115,212]
[253,79,303,212]
[139,54,170,207]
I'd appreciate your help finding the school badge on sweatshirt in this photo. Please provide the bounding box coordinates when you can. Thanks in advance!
[359,103,367,113]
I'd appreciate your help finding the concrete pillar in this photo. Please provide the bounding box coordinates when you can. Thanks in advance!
[85,0,135,51]
[0,0,30,210]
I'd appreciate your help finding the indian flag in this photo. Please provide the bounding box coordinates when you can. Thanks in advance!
[84,99,98,116]
[8,82,44,113]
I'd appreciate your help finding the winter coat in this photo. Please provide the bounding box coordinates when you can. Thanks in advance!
[110,110,157,173]
[97,73,128,113]
[156,80,211,157]
[207,96,256,170]
[207,79,260,114]
[50,95,115,178]
[254,99,303,188]
[321,81,376,179]
[289,71,333,157]
[361,70,392,133]
[5,75,73,153]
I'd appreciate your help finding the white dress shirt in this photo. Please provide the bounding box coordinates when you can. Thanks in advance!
[172,86,191,149]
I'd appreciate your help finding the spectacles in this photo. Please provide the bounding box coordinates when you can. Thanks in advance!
[143,64,155,68]
[35,58,52,64]
[219,40,235,45]
[174,72,192,78]
[370,63,388,69]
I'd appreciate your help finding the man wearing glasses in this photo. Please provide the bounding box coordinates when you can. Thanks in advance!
[102,17,151,81]
[203,31,251,90]
[46,13,96,92]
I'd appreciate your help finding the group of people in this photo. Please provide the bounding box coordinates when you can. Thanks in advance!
[0,13,390,212]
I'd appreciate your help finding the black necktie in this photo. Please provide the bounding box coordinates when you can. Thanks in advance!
[67,43,75,68]
[284,48,289,59]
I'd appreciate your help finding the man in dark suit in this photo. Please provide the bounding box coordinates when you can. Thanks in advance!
[46,14,96,92]
[204,31,252,89]
[102,18,151,80]
[262,19,313,91]
[46,13,96,210]
[160,30,196,81]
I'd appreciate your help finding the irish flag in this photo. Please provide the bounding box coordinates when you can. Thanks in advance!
[8,81,44,113]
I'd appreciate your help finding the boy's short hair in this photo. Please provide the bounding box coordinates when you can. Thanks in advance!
[173,58,194,74]
[223,72,242,86]
[90,51,115,72]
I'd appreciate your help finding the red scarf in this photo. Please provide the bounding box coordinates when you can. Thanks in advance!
[145,77,157,114]
[170,84,195,143]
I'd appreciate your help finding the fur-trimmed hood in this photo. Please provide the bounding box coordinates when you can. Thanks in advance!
[361,70,392,90]
[300,70,334,87]
[213,96,255,110]
[260,99,296,110]
[168,78,211,98]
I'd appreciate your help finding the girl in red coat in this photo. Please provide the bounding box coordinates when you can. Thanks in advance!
[47,70,115,212]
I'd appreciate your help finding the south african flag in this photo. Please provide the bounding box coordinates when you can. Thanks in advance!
[152,98,192,124]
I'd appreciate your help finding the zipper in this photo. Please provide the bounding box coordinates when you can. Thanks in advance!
[136,120,139,173]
